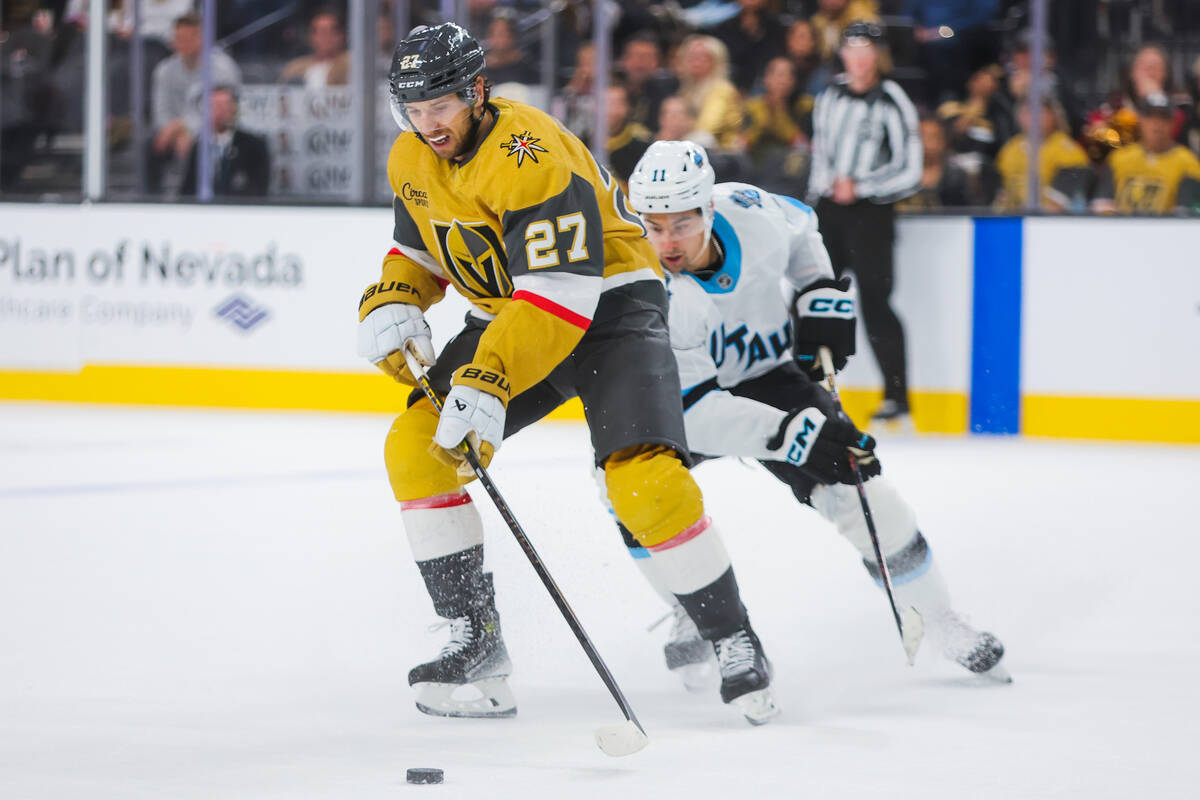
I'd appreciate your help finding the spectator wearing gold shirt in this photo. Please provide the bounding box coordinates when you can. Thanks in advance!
[741,57,813,192]
[1091,94,1200,215]
[675,35,744,150]
[994,93,1088,211]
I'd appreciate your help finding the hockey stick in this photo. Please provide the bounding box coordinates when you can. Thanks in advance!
[818,347,925,666]
[402,343,648,757]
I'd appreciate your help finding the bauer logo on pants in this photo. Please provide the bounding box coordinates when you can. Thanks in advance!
[214,294,271,333]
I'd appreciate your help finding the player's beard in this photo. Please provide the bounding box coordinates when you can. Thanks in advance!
[427,109,485,161]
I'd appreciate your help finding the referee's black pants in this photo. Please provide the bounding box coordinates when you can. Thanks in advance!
[815,197,910,408]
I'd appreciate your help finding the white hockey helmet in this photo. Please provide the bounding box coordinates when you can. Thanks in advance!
[627,140,716,216]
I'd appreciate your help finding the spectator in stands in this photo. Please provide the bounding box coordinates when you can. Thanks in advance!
[742,56,812,193]
[785,18,834,98]
[618,31,678,134]
[897,116,972,209]
[713,0,786,93]
[993,93,1087,211]
[605,82,653,189]
[810,0,880,61]
[553,42,596,142]
[656,95,715,149]
[483,13,538,87]
[1005,29,1084,137]
[1090,93,1200,216]
[279,8,349,87]
[0,6,53,191]
[180,85,270,198]
[148,13,242,194]
[675,35,743,151]
[939,63,1013,161]
[937,63,1011,203]
[114,0,193,63]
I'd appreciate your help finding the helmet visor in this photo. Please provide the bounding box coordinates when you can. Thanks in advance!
[391,91,473,134]
[642,210,708,248]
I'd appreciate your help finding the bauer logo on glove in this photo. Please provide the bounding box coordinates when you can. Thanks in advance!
[358,280,423,310]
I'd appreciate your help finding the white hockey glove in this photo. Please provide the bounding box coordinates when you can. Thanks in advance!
[791,277,857,379]
[431,364,511,471]
[765,407,878,485]
[357,303,435,385]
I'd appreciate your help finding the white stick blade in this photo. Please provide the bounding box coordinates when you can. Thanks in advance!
[900,607,925,666]
[595,720,648,757]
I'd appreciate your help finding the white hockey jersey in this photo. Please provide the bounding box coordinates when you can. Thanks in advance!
[670,182,836,459]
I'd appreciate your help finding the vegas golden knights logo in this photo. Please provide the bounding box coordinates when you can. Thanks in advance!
[1117,177,1163,212]
[432,220,512,299]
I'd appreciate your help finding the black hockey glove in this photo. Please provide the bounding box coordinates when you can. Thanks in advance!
[766,407,879,485]
[791,277,857,380]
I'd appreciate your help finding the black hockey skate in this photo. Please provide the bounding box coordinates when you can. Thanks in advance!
[663,604,718,693]
[714,625,779,725]
[870,399,914,434]
[409,604,516,718]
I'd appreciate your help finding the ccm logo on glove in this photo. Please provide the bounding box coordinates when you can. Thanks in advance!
[807,297,854,314]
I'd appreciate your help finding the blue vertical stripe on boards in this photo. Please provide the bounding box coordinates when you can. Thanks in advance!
[970,217,1023,434]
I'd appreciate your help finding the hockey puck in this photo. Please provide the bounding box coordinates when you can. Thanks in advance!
[406,768,444,785]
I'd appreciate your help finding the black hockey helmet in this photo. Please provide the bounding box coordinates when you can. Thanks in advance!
[388,23,485,128]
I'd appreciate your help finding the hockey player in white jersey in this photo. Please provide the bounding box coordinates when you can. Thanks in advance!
[622,140,1009,691]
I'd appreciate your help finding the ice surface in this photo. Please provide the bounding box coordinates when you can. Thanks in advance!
[1,403,1198,799]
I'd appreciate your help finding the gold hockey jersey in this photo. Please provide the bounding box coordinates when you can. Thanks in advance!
[1099,143,1200,214]
[361,97,661,398]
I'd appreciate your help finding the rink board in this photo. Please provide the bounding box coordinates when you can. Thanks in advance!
[0,204,1197,442]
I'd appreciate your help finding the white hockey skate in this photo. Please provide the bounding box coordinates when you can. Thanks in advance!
[661,604,718,693]
[409,611,517,718]
[936,613,1011,683]
[715,626,780,725]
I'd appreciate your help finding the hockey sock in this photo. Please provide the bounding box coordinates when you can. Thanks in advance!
[402,490,492,618]
[674,567,749,642]
[810,476,919,563]
[645,517,748,641]
[618,521,679,608]
[414,545,496,618]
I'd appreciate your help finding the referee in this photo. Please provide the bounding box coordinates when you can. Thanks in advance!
[808,21,921,427]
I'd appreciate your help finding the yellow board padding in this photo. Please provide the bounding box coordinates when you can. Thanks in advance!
[0,364,583,419]
[0,365,969,433]
[836,387,969,435]
[1024,394,1200,444]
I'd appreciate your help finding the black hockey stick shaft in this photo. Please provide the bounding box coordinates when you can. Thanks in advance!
[817,348,907,642]
[403,344,645,735]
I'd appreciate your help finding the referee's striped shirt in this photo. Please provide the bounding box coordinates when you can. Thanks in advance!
[808,78,923,204]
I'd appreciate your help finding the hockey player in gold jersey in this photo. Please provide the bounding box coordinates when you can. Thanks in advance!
[357,23,778,724]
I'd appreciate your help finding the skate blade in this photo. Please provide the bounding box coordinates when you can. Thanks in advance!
[672,659,719,694]
[595,720,649,757]
[901,607,925,666]
[872,415,915,436]
[730,688,780,726]
[975,661,1013,684]
[414,677,517,718]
